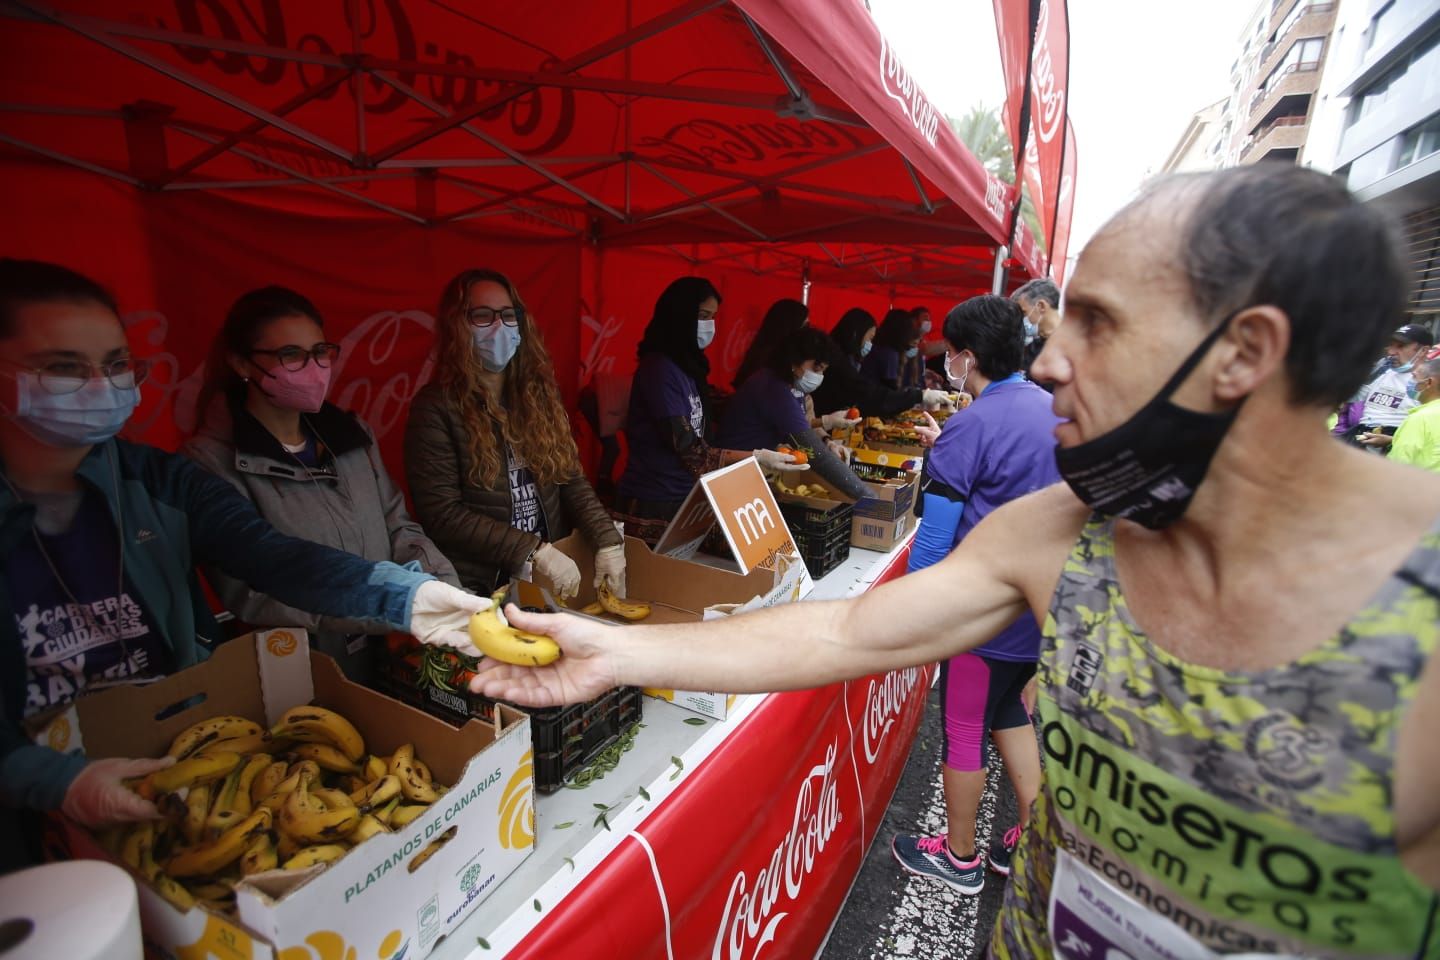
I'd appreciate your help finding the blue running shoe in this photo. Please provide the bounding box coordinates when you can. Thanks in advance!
[890,833,984,894]
[988,824,1022,876]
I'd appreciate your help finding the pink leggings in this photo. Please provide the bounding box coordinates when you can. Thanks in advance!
[940,652,1036,771]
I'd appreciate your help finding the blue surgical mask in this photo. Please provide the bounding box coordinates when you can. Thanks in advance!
[904,346,919,359]
[696,318,716,350]
[8,372,139,447]
[795,370,824,394]
[1397,360,1415,374]
[859,340,873,357]
[1023,318,1039,343]
[473,323,521,372]
[1406,378,1419,400]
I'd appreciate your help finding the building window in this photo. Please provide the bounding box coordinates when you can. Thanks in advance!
[1346,28,1440,129]
[1398,113,1440,167]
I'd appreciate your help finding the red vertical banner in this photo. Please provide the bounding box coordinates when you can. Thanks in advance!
[1030,0,1070,275]
[992,0,1032,161]
[1050,120,1079,282]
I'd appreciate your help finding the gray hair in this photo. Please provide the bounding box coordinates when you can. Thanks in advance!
[1012,278,1060,308]
[1417,355,1440,381]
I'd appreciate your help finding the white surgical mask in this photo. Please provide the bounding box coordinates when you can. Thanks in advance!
[7,372,139,447]
[919,320,932,335]
[795,370,824,394]
[904,346,919,359]
[945,353,972,395]
[472,323,521,372]
[859,340,873,357]
[696,318,716,350]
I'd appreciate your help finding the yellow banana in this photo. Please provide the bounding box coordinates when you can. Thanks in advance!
[249,761,289,807]
[269,706,364,762]
[311,787,355,811]
[390,748,439,804]
[121,821,159,880]
[166,808,273,878]
[580,601,606,616]
[406,827,456,874]
[279,781,361,844]
[166,716,262,761]
[229,754,272,817]
[276,832,303,863]
[239,834,278,876]
[349,774,402,812]
[181,784,211,845]
[389,804,428,829]
[188,881,234,901]
[281,844,347,870]
[151,872,196,912]
[194,731,277,758]
[205,765,245,837]
[413,759,433,786]
[348,814,389,844]
[467,606,560,667]
[363,755,388,781]
[373,796,401,826]
[138,751,242,800]
[258,761,319,813]
[597,583,651,621]
[290,742,360,775]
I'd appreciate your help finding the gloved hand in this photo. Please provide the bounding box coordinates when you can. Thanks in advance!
[534,542,581,600]
[410,580,493,654]
[921,389,956,412]
[753,449,811,473]
[593,544,627,599]
[62,756,174,827]
[820,409,862,431]
[824,438,853,464]
[915,411,941,448]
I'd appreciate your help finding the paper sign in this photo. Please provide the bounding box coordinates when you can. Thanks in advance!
[655,457,802,576]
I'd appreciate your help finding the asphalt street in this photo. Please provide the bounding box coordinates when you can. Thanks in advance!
[820,685,1020,960]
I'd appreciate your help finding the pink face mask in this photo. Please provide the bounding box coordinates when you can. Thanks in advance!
[256,362,330,413]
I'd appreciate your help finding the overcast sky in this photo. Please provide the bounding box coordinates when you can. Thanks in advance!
[869,0,1262,268]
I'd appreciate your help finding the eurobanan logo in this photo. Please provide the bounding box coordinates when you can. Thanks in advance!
[266,630,298,657]
[1040,720,1410,953]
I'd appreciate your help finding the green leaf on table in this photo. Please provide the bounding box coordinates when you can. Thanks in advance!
[638,785,651,801]
[553,821,574,830]
[593,802,609,811]
[533,898,542,912]
[683,717,706,726]
[477,938,490,950]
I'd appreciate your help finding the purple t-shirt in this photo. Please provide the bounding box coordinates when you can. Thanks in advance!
[715,369,812,452]
[928,376,1062,660]
[860,345,901,386]
[9,488,168,715]
[618,353,707,502]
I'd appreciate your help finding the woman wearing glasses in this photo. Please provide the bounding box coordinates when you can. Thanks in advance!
[404,269,625,601]
[183,286,460,683]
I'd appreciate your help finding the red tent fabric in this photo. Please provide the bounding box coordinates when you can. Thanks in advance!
[0,0,1054,464]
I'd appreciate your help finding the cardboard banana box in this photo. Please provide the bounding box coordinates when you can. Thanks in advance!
[36,630,531,960]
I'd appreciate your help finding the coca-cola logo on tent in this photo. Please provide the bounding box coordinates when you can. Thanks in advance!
[877,36,938,147]
[1032,0,1066,145]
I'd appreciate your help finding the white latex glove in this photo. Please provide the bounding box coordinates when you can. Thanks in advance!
[410,580,493,655]
[754,449,811,473]
[824,438,852,464]
[921,389,956,412]
[820,409,862,431]
[63,756,175,827]
[534,543,582,600]
[915,411,941,448]
[593,544,627,599]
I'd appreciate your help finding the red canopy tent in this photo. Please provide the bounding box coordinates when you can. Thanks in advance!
[0,0,1047,461]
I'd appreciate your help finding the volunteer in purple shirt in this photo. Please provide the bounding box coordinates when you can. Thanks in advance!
[892,294,1061,897]
[614,277,806,544]
[716,327,868,499]
[860,308,920,390]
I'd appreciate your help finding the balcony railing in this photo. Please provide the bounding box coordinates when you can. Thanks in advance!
[1250,59,1321,113]
[1243,115,1308,161]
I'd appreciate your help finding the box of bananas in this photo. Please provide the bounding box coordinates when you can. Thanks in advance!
[37,628,534,960]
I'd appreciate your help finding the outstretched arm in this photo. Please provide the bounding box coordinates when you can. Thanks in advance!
[472,485,1084,706]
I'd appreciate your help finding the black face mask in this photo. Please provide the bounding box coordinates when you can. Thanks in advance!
[1055,314,1244,530]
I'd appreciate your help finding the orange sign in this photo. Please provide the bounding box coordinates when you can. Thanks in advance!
[702,459,798,574]
[46,715,71,751]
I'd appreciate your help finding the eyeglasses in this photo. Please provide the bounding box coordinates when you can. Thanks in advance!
[248,342,341,372]
[4,356,151,395]
[468,306,523,328]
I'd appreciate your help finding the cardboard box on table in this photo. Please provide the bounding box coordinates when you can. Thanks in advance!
[775,468,917,553]
[534,459,811,720]
[34,629,531,960]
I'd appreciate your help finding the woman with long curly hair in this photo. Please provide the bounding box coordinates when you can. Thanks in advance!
[404,269,624,600]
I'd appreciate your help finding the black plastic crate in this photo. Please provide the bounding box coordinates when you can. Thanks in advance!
[779,497,853,578]
[378,648,642,793]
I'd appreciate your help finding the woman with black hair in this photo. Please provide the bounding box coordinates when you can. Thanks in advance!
[717,327,869,499]
[812,308,953,419]
[731,298,810,391]
[862,308,921,390]
[614,277,806,544]
[184,286,460,682]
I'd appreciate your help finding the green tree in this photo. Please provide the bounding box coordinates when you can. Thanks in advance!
[948,104,1046,254]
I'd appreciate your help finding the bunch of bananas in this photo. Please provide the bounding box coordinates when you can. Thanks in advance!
[579,584,652,622]
[104,707,448,916]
